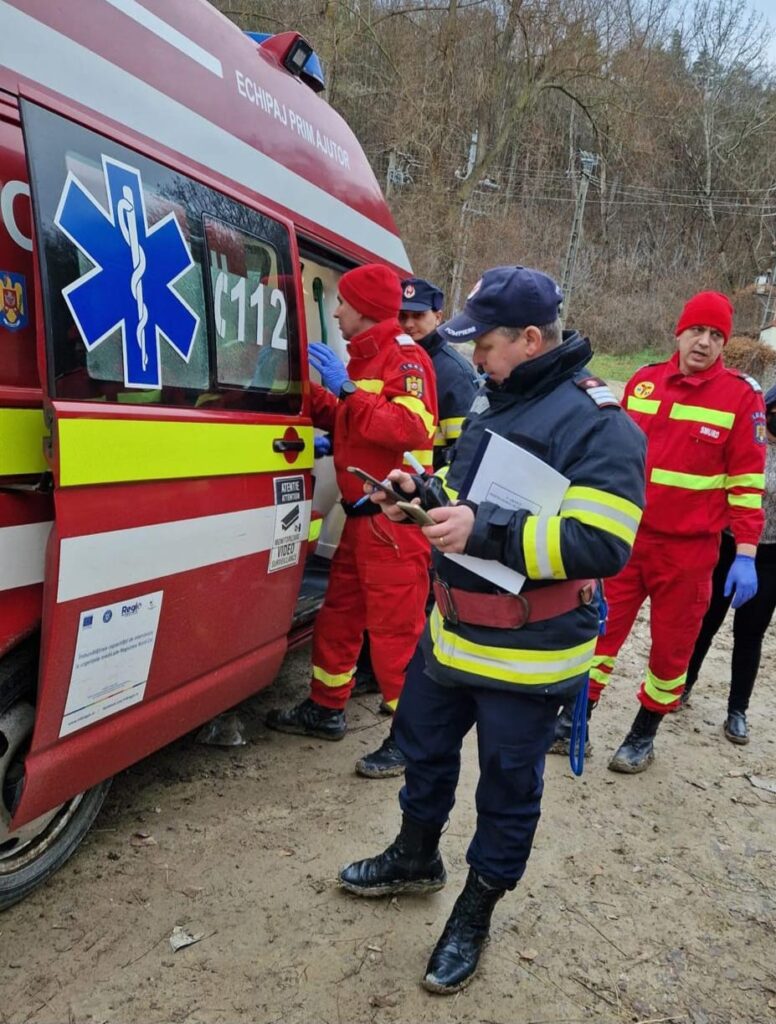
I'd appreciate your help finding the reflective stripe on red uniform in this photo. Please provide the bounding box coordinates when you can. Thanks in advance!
[623,353,766,545]
[309,510,429,711]
[311,318,438,503]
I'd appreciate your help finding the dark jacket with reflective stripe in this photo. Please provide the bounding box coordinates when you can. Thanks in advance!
[419,330,479,470]
[417,332,647,698]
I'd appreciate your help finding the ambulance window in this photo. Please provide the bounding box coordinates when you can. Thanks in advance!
[204,216,294,397]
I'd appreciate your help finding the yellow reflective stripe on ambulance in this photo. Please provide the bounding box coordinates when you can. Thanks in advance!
[440,416,465,441]
[728,492,762,508]
[430,607,596,685]
[355,379,384,394]
[626,396,660,414]
[726,473,765,489]
[56,420,314,487]
[0,408,48,476]
[308,517,323,542]
[669,403,735,429]
[560,485,642,546]
[312,664,356,688]
[434,464,459,501]
[522,516,566,579]
[391,394,436,437]
[650,468,725,490]
[643,666,686,706]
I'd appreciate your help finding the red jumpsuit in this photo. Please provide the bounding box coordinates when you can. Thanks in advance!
[310,318,437,711]
[590,353,765,711]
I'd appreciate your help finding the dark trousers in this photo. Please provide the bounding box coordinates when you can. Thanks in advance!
[686,531,776,713]
[393,648,562,889]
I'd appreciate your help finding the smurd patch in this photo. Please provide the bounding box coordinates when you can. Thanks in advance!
[404,375,424,399]
[400,362,424,373]
[0,271,27,332]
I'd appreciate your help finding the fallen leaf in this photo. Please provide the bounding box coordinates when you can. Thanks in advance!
[130,831,157,847]
[169,925,204,952]
[519,948,539,961]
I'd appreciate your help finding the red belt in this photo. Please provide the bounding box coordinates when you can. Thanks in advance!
[432,578,597,629]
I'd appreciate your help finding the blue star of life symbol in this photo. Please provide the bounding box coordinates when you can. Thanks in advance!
[54,156,199,389]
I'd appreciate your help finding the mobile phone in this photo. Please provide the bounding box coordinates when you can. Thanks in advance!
[346,466,405,504]
[396,500,436,526]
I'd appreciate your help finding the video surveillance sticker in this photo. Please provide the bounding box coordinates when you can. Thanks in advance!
[269,475,305,573]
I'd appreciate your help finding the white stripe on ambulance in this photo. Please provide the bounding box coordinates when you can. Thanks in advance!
[0,2,409,268]
[0,521,52,592]
[56,502,311,603]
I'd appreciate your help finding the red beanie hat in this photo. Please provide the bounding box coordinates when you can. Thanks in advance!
[338,264,402,322]
[675,291,734,343]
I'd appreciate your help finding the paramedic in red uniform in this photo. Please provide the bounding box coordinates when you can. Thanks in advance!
[266,264,438,772]
[563,291,766,773]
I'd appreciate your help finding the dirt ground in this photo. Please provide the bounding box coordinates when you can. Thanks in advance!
[2,605,776,1024]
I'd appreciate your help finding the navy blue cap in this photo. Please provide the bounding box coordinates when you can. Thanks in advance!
[401,277,444,312]
[438,266,563,342]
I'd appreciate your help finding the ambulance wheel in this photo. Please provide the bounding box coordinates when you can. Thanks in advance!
[0,639,112,911]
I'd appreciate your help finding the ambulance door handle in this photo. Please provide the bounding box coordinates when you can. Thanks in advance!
[273,438,306,453]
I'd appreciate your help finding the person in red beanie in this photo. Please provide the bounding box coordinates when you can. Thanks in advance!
[550,290,766,772]
[266,263,438,778]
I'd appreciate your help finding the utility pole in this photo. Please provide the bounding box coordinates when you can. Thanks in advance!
[561,150,598,318]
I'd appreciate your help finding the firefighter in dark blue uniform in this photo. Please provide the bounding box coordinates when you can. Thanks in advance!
[339,266,647,994]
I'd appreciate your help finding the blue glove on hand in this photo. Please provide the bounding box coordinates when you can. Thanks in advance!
[309,342,350,396]
[314,434,332,458]
[724,554,758,609]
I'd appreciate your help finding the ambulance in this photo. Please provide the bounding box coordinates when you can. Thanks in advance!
[0,0,410,908]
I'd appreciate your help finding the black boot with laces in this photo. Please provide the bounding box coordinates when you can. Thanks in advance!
[548,699,596,755]
[265,698,346,741]
[423,868,506,994]
[355,731,406,778]
[339,814,446,896]
[608,706,663,773]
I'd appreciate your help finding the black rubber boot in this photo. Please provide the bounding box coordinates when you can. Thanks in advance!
[265,698,346,741]
[547,699,596,755]
[355,732,406,778]
[352,635,380,694]
[724,710,749,745]
[423,869,506,994]
[608,706,663,774]
[339,814,446,896]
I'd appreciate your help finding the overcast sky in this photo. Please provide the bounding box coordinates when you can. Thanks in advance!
[748,0,776,67]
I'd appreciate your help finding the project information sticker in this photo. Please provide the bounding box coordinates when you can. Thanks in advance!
[269,475,304,573]
[60,590,164,737]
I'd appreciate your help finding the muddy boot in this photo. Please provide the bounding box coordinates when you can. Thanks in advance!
[355,731,406,778]
[265,698,346,741]
[548,699,596,755]
[422,869,506,994]
[608,706,663,774]
[339,814,446,897]
[724,709,749,745]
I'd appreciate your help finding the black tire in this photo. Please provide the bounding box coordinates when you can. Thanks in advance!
[0,637,112,911]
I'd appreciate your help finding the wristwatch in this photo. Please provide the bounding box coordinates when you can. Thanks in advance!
[339,380,357,399]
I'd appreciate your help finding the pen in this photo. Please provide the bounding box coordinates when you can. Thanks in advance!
[403,450,427,476]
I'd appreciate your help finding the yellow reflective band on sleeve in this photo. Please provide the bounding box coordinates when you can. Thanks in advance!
[0,407,48,476]
[308,517,323,542]
[355,379,385,394]
[726,473,765,489]
[430,606,596,686]
[522,517,541,578]
[435,464,459,501]
[643,666,686,706]
[560,486,642,547]
[312,664,356,688]
[727,492,762,508]
[57,419,314,487]
[392,394,436,438]
[650,468,725,491]
[669,403,735,429]
[433,428,446,447]
[440,416,465,441]
[626,396,661,414]
[546,517,565,578]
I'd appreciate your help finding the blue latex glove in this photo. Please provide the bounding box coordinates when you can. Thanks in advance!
[314,434,332,458]
[309,342,350,396]
[724,554,758,609]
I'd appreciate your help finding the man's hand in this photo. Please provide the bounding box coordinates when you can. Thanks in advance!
[421,504,475,554]
[309,342,350,396]
[368,469,418,522]
[724,554,758,609]
[314,434,332,458]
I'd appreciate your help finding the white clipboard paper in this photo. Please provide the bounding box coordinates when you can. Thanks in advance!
[445,430,569,594]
